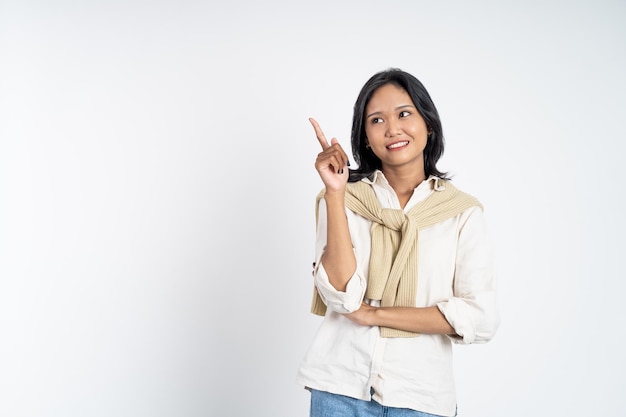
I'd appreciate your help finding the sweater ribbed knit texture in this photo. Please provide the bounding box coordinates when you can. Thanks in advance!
[311,179,483,338]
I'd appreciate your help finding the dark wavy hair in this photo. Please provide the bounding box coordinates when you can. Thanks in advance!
[348,68,449,182]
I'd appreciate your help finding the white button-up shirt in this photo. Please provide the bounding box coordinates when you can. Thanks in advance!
[296,172,499,417]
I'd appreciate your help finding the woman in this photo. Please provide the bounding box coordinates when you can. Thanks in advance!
[296,68,499,417]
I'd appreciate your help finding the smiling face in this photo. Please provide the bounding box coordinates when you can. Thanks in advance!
[364,83,429,174]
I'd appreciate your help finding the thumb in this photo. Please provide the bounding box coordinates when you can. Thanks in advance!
[330,137,339,145]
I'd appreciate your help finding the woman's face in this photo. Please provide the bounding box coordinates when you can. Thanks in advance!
[364,83,429,172]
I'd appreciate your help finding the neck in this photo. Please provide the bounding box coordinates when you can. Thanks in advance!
[381,165,427,208]
[382,166,426,193]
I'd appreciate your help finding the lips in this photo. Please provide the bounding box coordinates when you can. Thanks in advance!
[386,141,409,150]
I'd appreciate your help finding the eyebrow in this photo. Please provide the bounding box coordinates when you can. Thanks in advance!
[366,104,415,119]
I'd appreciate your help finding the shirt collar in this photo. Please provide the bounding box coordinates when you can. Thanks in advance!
[363,170,445,191]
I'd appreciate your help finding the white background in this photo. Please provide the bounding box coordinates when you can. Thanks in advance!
[1,1,624,416]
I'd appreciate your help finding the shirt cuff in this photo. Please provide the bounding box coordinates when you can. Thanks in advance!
[437,293,499,345]
[314,262,366,313]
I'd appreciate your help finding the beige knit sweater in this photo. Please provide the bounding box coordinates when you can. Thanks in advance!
[310,179,483,337]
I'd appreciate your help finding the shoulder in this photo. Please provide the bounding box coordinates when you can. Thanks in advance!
[439,179,483,211]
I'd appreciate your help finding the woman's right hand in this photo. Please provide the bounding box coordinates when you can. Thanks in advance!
[309,117,349,192]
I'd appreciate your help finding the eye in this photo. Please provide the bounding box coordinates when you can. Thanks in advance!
[399,110,410,118]
[370,117,383,124]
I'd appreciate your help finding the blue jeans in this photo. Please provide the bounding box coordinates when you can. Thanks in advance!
[309,389,448,417]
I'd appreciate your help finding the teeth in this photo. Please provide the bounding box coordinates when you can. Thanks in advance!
[387,141,408,149]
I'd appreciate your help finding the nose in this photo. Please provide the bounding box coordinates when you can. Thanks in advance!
[385,118,401,137]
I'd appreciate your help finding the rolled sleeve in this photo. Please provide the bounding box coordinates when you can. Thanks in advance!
[314,260,367,313]
[437,292,499,344]
[437,207,500,344]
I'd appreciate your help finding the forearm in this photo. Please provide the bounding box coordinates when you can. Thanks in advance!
[350,304,457,335]
[319,191,356,292]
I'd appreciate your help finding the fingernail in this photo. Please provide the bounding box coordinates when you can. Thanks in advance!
[339,169,343,174]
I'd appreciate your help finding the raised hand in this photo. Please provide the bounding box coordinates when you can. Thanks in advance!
[310,117,349,192]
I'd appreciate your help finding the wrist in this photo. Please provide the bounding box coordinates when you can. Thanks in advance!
[366,305,381,327]
[323,190,345,206]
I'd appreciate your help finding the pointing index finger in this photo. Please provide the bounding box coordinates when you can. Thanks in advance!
[309,117,330,150]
